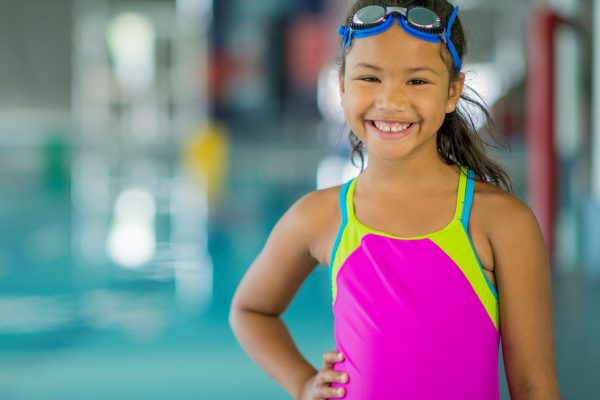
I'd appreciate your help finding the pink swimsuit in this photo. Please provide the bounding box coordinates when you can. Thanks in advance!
[328,166,500,399]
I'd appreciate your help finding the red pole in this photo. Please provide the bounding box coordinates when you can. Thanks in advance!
[526,8,560,260]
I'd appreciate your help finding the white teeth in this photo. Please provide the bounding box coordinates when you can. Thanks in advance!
[373,120,411,132]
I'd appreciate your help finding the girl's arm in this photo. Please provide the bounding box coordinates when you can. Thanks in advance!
[229,190,335,399]
[488,194,561,399]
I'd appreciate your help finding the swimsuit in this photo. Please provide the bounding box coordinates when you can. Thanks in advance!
[328,165,500,399]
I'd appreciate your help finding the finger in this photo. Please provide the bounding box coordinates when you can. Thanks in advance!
[320,370,349,385]
[319,385,346,399]
[321,351,344,370]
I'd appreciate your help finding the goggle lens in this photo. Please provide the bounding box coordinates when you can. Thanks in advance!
[352,5,386,25]
[406,7,441,29]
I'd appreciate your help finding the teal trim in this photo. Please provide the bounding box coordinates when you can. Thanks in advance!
[461,168,475,231]
[459,169,499,300]
[463,225,499,299]
[329,180,353,290]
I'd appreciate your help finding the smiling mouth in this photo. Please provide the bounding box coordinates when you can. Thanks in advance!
[368,120,415,133]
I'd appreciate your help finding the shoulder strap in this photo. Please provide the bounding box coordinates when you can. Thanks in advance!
[328,178,353,271]
[339,178,353,223]
[460,168,476,231]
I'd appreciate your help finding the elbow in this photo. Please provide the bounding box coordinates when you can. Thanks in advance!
[228,297,243,331]
[228,296,252,333]
[228,292,283,334]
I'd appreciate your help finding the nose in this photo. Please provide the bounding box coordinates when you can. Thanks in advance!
[375,81,408,112]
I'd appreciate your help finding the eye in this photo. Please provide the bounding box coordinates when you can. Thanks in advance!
[358,76,380,83]
[408,79,429,85]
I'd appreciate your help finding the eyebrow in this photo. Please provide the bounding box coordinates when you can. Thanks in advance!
[353,63,439,76]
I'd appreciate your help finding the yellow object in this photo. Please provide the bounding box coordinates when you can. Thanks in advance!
[182,121,230,207]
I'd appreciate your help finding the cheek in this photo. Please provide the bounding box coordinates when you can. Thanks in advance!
[342,89,364,116]
[340,95,356,126]
[422,94,449,117]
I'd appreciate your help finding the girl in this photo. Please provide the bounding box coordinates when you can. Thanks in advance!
[229,0,561,399]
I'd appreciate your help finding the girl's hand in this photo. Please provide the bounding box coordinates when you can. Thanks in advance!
[299,351,348,399]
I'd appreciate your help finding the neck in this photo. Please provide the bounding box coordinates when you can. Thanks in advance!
[359,149,457,195]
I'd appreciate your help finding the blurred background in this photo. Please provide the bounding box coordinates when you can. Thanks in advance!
[0,0,597,398]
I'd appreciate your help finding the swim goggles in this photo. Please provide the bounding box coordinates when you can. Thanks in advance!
[338,5,462,71]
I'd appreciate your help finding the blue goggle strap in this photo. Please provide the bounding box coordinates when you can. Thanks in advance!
[338,25,352,48]
[444,7,462,71]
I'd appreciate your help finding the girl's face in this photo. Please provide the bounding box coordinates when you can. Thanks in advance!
[339,23,465,163]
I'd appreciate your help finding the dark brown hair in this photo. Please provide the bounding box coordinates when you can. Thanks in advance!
[340,0,513,192]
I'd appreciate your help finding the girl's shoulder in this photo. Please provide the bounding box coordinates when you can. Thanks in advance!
[295,183,344,232]
[290,184,344,264]
[473,179,539,239]
[293,183,342,219]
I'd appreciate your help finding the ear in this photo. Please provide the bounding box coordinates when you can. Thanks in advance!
[446,72,465,113]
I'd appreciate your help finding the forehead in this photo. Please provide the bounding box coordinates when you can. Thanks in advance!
[345,23,448,73]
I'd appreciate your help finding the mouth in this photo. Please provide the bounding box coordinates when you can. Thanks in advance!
[367,120,417,140]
